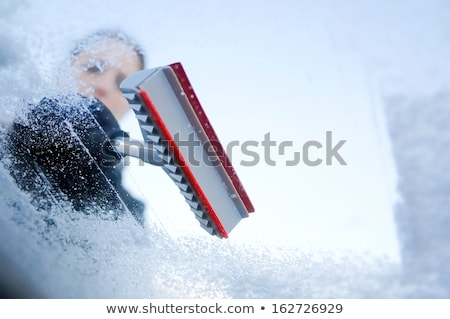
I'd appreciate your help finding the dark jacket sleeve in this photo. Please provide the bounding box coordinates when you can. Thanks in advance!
[86,99,145,224]
[7,95,145,224]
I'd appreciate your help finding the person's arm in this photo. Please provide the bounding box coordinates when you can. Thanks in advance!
[7,95,144,223]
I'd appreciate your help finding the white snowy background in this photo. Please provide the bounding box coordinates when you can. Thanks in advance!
[0,0,449,298]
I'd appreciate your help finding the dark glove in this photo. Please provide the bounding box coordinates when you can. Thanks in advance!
[7,94,145,224]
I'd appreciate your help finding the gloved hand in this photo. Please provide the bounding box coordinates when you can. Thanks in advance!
[7,94,145,224]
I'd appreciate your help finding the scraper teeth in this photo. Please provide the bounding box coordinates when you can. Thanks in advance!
[166,157,175,165]
[196,216,210,226]
[166,172,182,183]
[141,124,156,134]
[181,190,194,200]
[161,158,222,238]
[190,208,205,218]
[146,134,161,144]
[199,223,215,235]
[186,199,200,210]
[164,164,178,173]
[175,182,189,192]
[135,114,149,123]
[153,144,166,154]
[123,92,137,101]
[129,103,142,111]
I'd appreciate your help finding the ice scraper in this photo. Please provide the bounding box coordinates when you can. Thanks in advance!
[118,62,254,238]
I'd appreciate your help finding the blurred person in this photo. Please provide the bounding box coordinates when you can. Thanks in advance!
[71,30,145,121]
[5,29,146,224]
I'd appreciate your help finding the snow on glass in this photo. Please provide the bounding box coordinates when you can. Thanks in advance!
[0,0,449,298]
